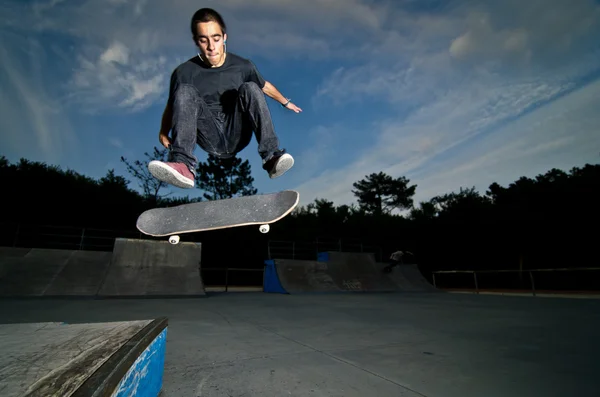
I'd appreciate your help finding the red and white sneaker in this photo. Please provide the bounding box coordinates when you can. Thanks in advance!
[148,160,195,189]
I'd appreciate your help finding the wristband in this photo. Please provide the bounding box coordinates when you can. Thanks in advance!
[282,99,291,107]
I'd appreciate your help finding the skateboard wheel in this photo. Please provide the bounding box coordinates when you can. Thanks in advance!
[169,235,180,244]
[259,224,270,233]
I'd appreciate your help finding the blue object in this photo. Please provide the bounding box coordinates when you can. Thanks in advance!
[112,327,168,396]
[263,259,288,294]
[317,252,330,262]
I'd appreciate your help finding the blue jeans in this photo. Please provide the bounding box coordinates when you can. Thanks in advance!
[169,82,281,172]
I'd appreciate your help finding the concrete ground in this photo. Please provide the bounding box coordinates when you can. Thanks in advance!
[1,291,599,397]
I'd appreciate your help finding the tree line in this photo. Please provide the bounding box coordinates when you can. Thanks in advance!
[0,149,598,285]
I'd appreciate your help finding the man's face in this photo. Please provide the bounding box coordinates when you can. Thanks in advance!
[194,21,227,66]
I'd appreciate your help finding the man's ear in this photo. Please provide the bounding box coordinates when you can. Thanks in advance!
[224,33,227,43]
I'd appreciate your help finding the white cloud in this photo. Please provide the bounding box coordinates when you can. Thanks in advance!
[410,79,600,202]
[448,11,531,64]
[448,0,600,70]
[0,32,76,163]
[18,0,388,56]
[66,41,169,112]
[289,123,343,180]
[294,77,600,208]
[0,0,395,113]
[313,61,577,185]
[100,41,130,64]
[1,0,599,207]
[297,0,600,209]
[109,138,124,149]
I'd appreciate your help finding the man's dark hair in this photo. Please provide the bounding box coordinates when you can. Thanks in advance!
[191,8,227,37]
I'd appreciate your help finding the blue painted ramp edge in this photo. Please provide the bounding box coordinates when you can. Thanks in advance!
[113,327,168,396]
[317,252,330,262]
[263,260,288,294]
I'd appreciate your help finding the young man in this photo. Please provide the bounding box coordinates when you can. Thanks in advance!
[383,250,414,273]
[148,8,301,189]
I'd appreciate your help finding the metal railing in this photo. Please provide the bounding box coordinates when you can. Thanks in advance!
[6,222,597,295]
[201,267,264,291]
[0,222,146,251]
[2,223,385,258]
[267,239,383,261]
[432,267,600,296]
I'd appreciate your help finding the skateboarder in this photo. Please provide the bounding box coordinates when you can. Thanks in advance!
[384,250,412,273]
[148,7,302,189]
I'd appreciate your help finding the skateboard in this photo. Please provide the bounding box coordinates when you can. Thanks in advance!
[136,190,299,244]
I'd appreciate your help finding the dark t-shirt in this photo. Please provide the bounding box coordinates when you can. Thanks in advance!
[168,52,266,114]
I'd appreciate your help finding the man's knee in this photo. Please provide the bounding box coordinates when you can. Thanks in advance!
[239,81,262,97]
[173,85,198,106]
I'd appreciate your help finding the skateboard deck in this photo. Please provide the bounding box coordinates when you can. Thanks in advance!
[136,190,299,243]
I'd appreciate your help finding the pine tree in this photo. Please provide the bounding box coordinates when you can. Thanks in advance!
[351,172,416,215]
[196,155,258,200]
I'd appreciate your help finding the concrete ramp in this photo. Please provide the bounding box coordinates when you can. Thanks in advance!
[0,248,113,297]
[0,318,167,396]
[97,238,205,297]
[46,251,114,296]
[0,247,32,258]
[0,238,205,298]
[377,262,439,292]
[264,259,344,293]
[0,248,77,297]
[264,251,438,294]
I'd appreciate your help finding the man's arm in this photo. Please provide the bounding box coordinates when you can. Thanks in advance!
[262,81,302,113]
[158,101,173,149]
[159,69,176,147]
[160,102,172,134]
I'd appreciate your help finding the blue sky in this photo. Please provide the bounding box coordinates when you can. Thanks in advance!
[1,0,600,209]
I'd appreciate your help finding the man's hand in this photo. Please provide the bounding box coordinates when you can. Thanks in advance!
[284,101,302,113]
[159,131,172,149]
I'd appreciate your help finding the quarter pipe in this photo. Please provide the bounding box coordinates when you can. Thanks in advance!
[1,318,168,396]
[263,251,439,294]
